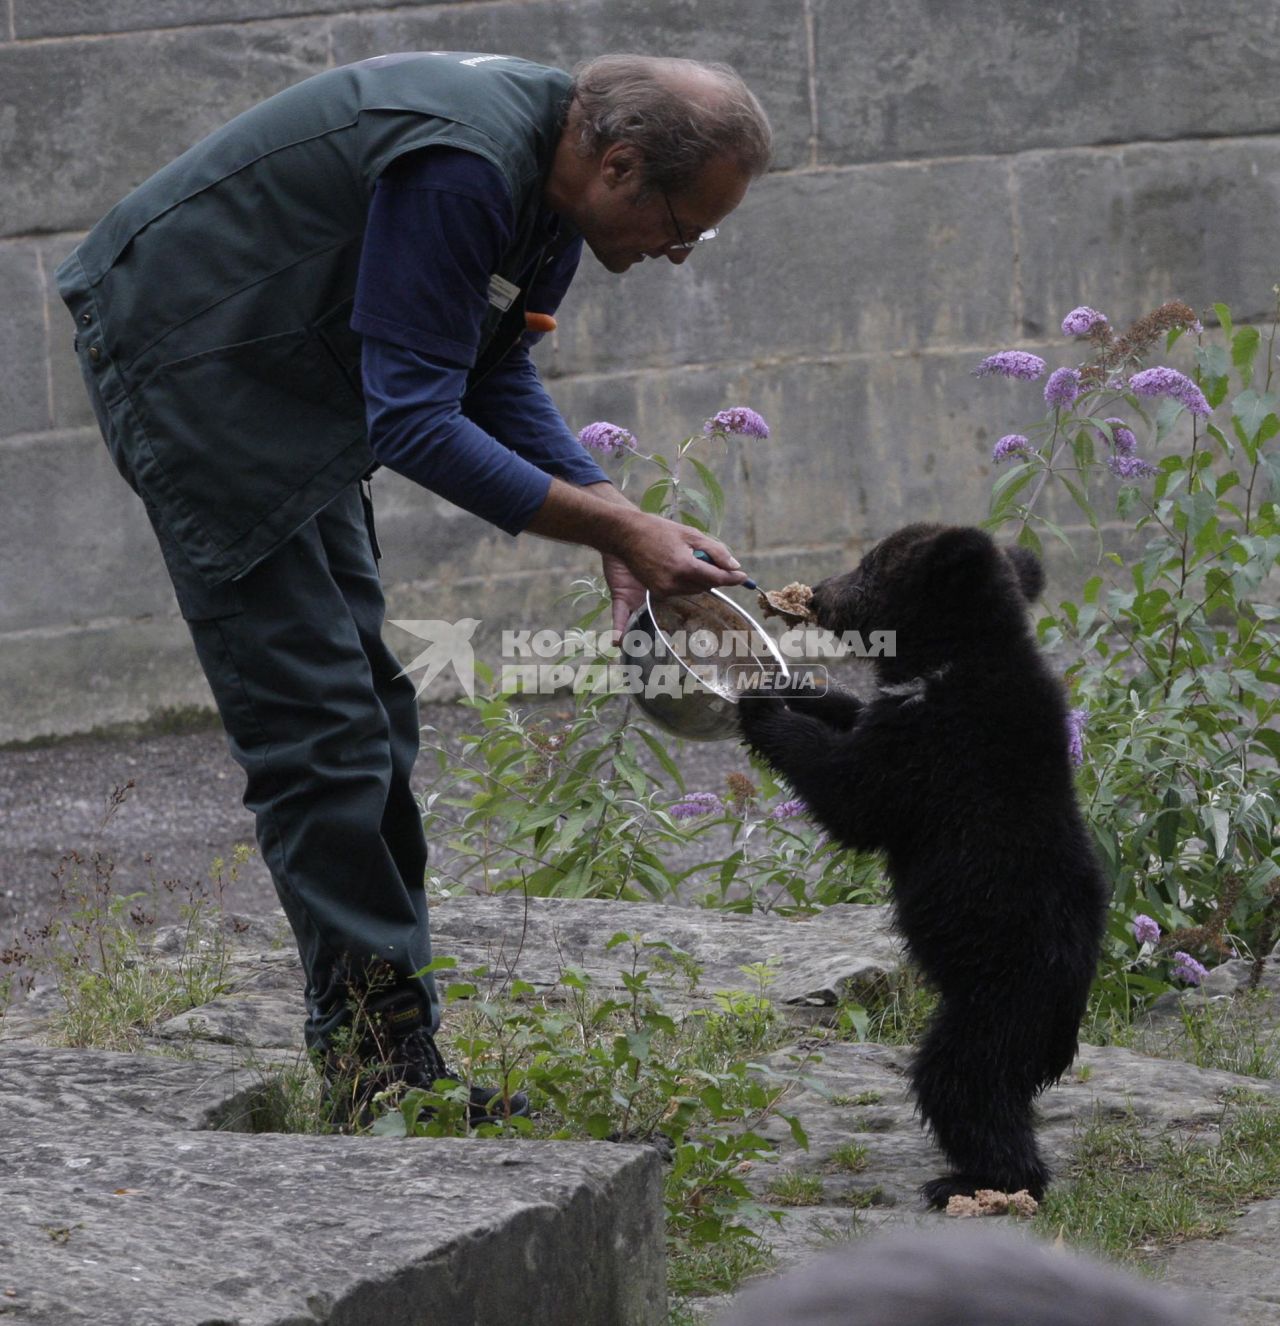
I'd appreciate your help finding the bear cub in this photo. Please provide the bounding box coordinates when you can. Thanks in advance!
[739,523,1107,1207]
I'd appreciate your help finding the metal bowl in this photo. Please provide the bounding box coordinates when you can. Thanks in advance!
[620,587,790,742]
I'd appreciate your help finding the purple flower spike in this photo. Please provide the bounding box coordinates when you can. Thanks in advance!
[1044,367,1082,409]
[578,421,637,455]
[1132,914,1161,945]
[1101,417,1138,456]
[704,407,770,438]
[1062,306,1109,337]
[1128,366,1211,417]
[973,351,1047,381]
[670,791,723,821]
[992,434,1032,463]
[1107,454,1158,480]
[1066,707,1088,766]
[769,798,809,821]
[1172,951,1209,986]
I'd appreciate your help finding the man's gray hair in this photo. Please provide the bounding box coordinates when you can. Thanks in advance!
[716,1228,1202,1326]
[569,54,772,195]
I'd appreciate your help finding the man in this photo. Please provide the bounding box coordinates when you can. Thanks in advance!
[58,52,771,1122]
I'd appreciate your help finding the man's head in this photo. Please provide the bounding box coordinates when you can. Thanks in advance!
[548,55,772,273]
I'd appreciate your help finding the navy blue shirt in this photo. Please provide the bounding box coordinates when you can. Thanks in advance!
[353,147,608,535]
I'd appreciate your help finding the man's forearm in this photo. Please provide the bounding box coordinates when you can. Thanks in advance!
[522,476,641,552]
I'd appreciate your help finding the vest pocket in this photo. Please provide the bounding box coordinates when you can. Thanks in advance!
[139,327,367,554]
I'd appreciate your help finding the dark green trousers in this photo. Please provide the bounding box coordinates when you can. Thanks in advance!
[68,312,439,1049]
[153,482,441,1049]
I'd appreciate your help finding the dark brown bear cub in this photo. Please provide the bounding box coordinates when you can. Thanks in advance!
[738,523,1107,1207]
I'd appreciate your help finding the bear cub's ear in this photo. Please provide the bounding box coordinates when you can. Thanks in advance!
[1005,545,1045,602]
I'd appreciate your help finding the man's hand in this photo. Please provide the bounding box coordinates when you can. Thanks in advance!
[602,553,646,640]
[524,477,749,641]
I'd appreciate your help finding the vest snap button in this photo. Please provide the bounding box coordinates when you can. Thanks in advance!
[88,345,101,363]
[80,312,92,325]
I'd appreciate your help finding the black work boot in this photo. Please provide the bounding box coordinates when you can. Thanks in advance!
[323,991,530,1130]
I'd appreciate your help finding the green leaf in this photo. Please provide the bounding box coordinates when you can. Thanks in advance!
[639,479,673,514]
[1232,325,1261,387]
[1232,389,1279,446]
[634,726,686,790]
[1060,476,1098,530]
[1156,786,1182,861]
[1196,343,1230,384]
[719,850,745,895]
[687,456,726,531]
[1155,396,1188,443]
[1214,303,1234,340]
[1207,806,1231,861]
[1251,728,1280,762]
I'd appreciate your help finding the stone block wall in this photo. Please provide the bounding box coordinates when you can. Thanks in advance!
[2,0,1278,740]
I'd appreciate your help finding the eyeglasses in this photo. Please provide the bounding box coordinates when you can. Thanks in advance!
[662,192,719,251]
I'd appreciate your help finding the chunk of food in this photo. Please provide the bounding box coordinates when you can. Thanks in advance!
[758,582,815,624]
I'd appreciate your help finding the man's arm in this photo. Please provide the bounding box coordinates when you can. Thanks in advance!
[523,477,744,638]
[353,146,746,620]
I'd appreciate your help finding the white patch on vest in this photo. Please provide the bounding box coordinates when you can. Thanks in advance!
[460,55,507,67]
[487,274,521,311]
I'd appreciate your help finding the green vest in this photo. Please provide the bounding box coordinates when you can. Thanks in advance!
[58,53,573,584]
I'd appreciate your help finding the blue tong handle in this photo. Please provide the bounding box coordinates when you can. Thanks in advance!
[693,548,757,590]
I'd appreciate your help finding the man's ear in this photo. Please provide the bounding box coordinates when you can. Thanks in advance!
[600,143,642,189]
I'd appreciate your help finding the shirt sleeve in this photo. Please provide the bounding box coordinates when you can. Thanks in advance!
[463,232,609,488]
[354,146,589,532]
[361,337,554,536]
[353,146,513,366]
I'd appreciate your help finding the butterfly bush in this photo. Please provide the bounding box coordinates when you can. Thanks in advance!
[669,792,724,820]
[1171,951,1210,986]
[973,351,1047,381]
[992,434,1032,463]
[768,798,809,821]
[1062,306,1109,337]
[1065,707,1088,766]
[978,294,1280,1018]
[1128,366,1211,416]
[577,421,637,455]
[704,407,770,438]
[1045,367,1082,409]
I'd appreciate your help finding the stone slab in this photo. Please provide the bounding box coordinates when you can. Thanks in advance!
[2,1076,665,1325]
[0,610,217,747]
[39,232,100,433]
[811,0,1280,166]
[148,896,905,1052]
[1016,137,1280,338]
[13,0,373,38]
[0,428,177,635]
[737,1038,1280,1324]
[0,239,50,437]
[1159,1197,1280,1321]
[0,24,329,237]
[328,0,812,172]
[546,158,1016,376]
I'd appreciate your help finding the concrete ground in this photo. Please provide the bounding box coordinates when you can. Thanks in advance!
[0,698,756,943]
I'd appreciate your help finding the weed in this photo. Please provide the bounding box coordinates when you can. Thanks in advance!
[4,783,246,1049]
[764,1171,825,1206]
[1036,1093,1280,1261]
[827,1141,870,1173]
